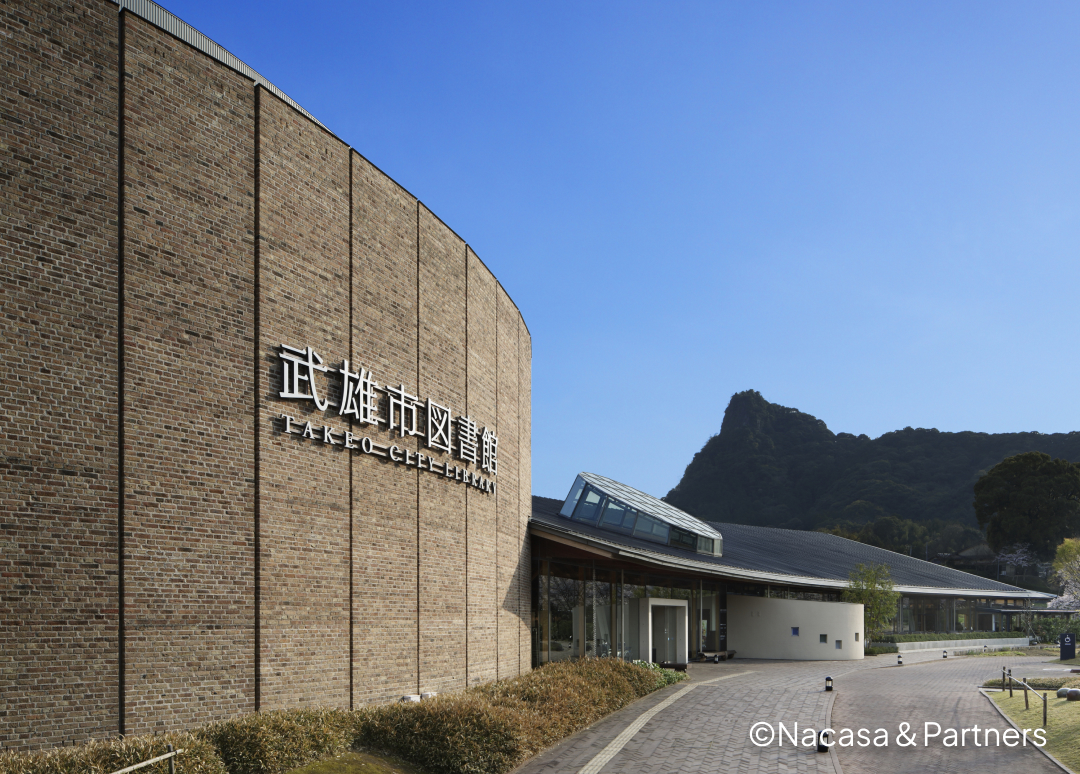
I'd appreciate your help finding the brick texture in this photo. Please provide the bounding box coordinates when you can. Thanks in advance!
[0,0,119,748]
[120,14,255,732]
[256,90,351,710]
[496,286,520,678]
[466,247,498,686]
[1,0,532,744]
[517,318,532,670]
[417,205,467,695]
[350,152,419,704]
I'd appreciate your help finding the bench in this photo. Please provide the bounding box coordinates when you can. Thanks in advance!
[696,650,737,663]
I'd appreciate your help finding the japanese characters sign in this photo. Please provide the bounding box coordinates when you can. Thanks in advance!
[276,344,498,495]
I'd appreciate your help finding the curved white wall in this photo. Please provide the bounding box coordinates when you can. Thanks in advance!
[727,594,864,661]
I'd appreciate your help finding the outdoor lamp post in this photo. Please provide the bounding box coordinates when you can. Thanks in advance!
[825,676,833,692]
[943,649,948,659]
[897,653,903,665]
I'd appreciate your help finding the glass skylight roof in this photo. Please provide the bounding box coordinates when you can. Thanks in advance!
[558,472,722,556]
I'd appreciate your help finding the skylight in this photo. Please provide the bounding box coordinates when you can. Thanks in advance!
[558,472,723,556]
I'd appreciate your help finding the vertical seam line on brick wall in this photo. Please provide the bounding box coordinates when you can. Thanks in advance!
[464,244,469,686]
[415,201,421,694]
[348,151,354,710]
[495,288,499,680]
[520,317,524,673]
[253,84,262,713]
[117,10,127,736]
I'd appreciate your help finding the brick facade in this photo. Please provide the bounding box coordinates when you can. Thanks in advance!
[0,0,532,748]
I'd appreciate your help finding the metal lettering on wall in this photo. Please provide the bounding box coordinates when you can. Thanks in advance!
[276,344,498,495]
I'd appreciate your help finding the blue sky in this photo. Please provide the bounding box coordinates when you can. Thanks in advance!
[163,0,1080,500]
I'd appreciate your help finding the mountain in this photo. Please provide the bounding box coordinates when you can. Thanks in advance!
[664,390,1080,538]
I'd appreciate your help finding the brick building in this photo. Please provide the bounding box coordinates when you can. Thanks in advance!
[1,0,531,749]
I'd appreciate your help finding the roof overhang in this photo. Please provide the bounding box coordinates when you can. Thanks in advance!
[529,520,1055,600]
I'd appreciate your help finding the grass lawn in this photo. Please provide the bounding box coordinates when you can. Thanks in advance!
[288,751,425,774]
[991,691,1080,773]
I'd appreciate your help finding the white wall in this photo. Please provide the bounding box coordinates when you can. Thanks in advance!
[727,594,864,661]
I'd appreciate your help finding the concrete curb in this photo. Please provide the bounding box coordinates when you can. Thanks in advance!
[978,688,1074,774]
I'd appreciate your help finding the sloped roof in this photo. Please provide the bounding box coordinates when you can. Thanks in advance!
[530,495,1050,598]
[577,472,722,539]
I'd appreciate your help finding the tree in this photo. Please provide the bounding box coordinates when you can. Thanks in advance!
[996,542,1037,579]
[1049,538,1080,610]
[973,452,1080,560]
[842,563,900,643]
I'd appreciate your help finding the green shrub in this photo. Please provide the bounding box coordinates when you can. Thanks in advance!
[877,631,1026,643]
[0,659,677,774]
[199,709,352,774]
[863,645,898,655]
[352,696,527,774]
[359,658,679,774]
[629,660,688,688]
[981,676,1080,691]
[0,733,226,774]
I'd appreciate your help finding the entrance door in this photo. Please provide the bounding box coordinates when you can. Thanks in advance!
[652,605,678,663]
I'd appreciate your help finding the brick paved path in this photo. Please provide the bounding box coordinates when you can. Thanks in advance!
[513,652,1065,774]
[832,653,1062,774]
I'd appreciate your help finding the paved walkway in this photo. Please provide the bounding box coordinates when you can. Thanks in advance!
[513,651,1066,774]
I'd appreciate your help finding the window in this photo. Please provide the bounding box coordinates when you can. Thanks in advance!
[820,634,827,644]
[835,640,842,649]
[632,512,670,544]
[599,500,637,535]
[559,476,587,517]
[571,486,604,525]
[791,627,799,636]
[669,526,697,550]
[855,632,860,642]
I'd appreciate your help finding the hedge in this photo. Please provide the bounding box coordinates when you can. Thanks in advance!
[982,676,1080,691]
[863,645,899,655]
[0,659,686,774]
[200,708,355,774]
[876,631,1027,644]
[0,733,227,774]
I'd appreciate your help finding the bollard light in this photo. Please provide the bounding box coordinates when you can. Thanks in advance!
[825,676,833,692]
[816,730,831,753]
[983,645,988,653]
[943,649,948,659]
[897,653,903,666]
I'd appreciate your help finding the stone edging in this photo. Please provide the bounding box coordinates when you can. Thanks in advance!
[978,688,1073,774]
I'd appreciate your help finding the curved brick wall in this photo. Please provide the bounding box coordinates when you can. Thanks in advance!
[0,0,531,748]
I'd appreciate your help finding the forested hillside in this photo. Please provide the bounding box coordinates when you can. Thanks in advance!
[664,391,1080,552]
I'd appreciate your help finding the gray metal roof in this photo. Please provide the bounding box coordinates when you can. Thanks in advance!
[109,0,327,131]
[578,472,722,540]
[531,495,1052,599]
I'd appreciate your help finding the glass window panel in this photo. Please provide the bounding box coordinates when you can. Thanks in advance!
[669,527,696,550]
[547,562,584,660]
[599,499,637,535]
[633,512,670,543]
[696,536,714,555]
[571,486,605,525]
[559,476,587,518]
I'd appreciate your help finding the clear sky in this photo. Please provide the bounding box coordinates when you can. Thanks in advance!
[162,0,1080,501]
